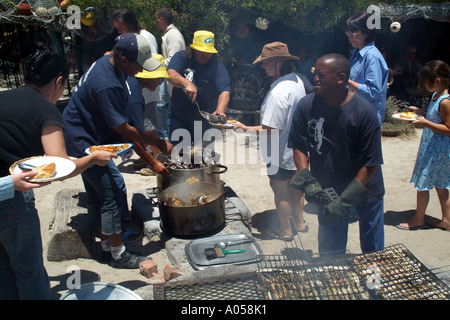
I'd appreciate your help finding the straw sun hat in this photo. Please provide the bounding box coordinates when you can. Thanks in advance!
[253,42,299,64]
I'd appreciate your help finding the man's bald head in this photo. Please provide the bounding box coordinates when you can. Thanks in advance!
[316,53,350,83]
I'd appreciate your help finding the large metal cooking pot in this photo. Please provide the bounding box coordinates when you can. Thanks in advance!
[158,182,225,237]
[156,151,227,190]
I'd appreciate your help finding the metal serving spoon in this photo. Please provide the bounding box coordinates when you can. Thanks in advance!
[214,239,254,249]
[18,162,36,171]
[175,73,226,123]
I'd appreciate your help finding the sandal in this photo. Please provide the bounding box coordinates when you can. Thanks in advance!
[395,223,429,231]
[140,167,156,176]
[267,229,294,242]
[133,157,148,168]
[428,220,450,231]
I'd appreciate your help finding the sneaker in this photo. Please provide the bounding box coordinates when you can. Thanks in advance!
[110,250,149,269]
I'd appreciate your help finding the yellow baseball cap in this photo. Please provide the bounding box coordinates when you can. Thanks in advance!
[190,30,218,54]
[135,54,169,79]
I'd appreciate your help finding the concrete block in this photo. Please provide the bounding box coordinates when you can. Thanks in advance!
[47,189,92,261]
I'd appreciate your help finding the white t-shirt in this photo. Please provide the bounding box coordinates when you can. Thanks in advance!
[139,29,161,103]
[161,24,186,96]
[260,72,306,170]
[161,24,186,66]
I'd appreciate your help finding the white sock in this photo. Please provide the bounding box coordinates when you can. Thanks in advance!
[111,244,126,260]
[101,239,110,252]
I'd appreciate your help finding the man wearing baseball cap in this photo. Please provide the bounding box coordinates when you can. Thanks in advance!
[167,30,230,145]
[62,33,173,269]
[126,54,172,176]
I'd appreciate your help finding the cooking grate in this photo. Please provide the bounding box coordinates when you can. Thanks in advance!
[153,272,263,300]
[257,244,450,300]
[256,254,371,300]
[153,245,449,300]
[350,244,450,300]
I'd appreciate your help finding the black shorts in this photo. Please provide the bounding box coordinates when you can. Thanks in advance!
[267,164,297,181]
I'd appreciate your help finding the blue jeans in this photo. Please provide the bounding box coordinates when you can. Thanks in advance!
[156,80,170,140]
[0,191,52,299]
[318,198,384,254]
[81,160,128,235]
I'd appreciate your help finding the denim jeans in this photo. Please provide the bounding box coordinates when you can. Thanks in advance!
[318,198,384,254]
[156,80,170,140]
[0,191,52,300]
[81,160,127,235]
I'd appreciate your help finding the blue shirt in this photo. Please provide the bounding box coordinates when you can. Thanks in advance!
[125,76,145,133]
[168,51,230,122]
[62,55,129,158]
[289,92,384,202]
[0,176,14,202]
[349,42,388,125]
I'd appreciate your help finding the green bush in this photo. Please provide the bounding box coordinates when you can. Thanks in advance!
[382,95,415,136]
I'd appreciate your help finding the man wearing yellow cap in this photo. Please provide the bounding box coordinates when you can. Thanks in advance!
[125,54,171,176]
[167,30,231,145]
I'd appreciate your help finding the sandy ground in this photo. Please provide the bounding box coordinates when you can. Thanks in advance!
[32,127,450,299]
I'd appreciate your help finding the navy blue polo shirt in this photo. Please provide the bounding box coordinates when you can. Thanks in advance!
[167,50,230,122]
[62,55,129,158]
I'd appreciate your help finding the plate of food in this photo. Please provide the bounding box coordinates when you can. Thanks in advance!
[9,156,76,183]
[85,143,133,156]
[392,112,418,121]
[209,120,240,129]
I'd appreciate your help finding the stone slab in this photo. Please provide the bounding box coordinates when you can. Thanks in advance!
[47,188,92,261]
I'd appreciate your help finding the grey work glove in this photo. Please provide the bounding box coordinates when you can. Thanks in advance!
[290,168,332,204]
[322,179,370,221]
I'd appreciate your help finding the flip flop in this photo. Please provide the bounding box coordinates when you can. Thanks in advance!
[428,220,450,231]
[140,167,156,176]
[297,225,309,233]
[267,229,294,242]
[395,223,429,231]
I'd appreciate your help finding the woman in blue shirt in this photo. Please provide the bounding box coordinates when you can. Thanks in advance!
[346,12,389,126]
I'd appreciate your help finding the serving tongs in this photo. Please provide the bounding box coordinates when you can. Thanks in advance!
[324,187,340,202]
[175,73,226,124]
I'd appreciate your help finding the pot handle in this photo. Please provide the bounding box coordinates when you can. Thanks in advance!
[146,187,160,205]
[211,164,227,175]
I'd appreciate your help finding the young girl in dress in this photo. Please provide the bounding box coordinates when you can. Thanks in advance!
[397,60,450,231]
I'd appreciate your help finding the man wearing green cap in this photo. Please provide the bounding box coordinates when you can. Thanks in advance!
[167,30,231,145]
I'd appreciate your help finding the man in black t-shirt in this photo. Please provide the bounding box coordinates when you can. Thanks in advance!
[289,53,385,254]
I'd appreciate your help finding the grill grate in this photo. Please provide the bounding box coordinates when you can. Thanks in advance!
[257,244,450,300]
[153,273,263,300]
[153,245,450,300]
[256,254,371,300]
[350,244,450,300]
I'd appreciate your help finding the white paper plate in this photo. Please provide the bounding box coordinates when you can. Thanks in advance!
[60,282,142,300]
[9,156,76,183]
[392,113,418,122]
[84,143,133,156]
